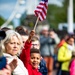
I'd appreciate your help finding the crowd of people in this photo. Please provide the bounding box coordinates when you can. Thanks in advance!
[0,26,75,75]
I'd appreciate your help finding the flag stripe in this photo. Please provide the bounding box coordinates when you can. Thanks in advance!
[40,1,48,9]
[37,6,46,16]
[34,0,48,21]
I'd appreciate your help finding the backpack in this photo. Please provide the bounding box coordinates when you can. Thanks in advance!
[69,59,75,75]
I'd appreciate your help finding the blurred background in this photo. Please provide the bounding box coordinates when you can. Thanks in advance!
[0,0,75,35]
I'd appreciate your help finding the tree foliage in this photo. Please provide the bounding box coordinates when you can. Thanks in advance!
[47,0,75,30]
[0,16,5,26]
[47,4,65,29]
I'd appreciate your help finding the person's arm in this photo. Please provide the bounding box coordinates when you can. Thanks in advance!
[20,30,35,68]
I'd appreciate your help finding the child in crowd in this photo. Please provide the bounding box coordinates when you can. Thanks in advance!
[20,30,42,75]
[69,50,75,75]
[31,36,48,75]
[16,26,47,75]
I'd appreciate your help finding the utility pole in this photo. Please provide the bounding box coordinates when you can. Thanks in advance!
[68,0,73,33]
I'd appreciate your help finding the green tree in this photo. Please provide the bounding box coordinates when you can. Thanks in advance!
[47,0,75,30]
[0,16,5,26]
[47,4,65,29]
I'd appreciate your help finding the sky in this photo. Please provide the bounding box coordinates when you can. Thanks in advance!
[0,0,17,19]
[0,0,63,20]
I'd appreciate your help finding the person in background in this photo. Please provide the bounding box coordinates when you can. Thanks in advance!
[15,26,29,56]
[1,27,11,32]
[69,50,75,75]
[40,28,60,75]
[15,26,28,34]
[55,34,69,75]
[15,26,29,45]
[31,36,40,49]
[20,30,42,75]
[58,35,74,75]
[1,30,28,75]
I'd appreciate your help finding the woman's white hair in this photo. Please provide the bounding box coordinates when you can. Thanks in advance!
[1,30,23,53]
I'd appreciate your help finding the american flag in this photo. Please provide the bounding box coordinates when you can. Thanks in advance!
[34,0,48,21]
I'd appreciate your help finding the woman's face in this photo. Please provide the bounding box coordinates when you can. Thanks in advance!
[67,37,74,45]
[5,35,21,56]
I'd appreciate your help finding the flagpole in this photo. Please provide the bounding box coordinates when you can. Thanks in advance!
[68,0,73,33]
[33,0,48,31]
[34,15,39,31]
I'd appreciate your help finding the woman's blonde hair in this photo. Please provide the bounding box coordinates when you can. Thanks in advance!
[1,30,23,53]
